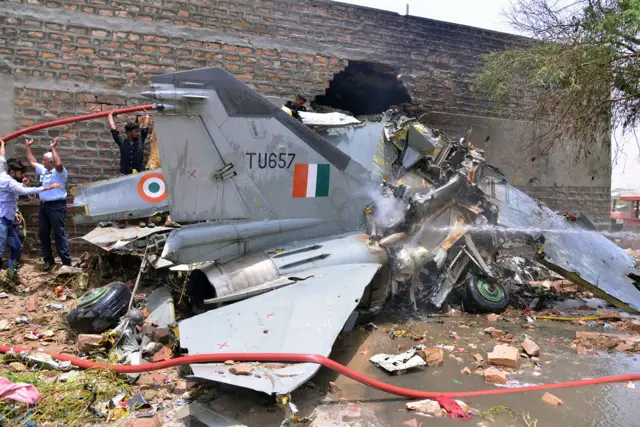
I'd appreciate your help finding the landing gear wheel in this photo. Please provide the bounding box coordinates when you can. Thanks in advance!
[463,273,509,314]
[66,282,131,334]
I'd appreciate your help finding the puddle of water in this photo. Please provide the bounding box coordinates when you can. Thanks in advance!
[196,314,639,427]
[324,316,640,427]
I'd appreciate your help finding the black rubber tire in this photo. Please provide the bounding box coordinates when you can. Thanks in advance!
[463,273,509,314]
[66,282,131,334]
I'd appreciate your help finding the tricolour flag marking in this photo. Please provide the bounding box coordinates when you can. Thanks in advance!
[292,164,330,198]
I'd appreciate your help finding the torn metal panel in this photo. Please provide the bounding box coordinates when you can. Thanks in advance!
[179,263,381,395]
[298,111,361,127]
[72,169,169,224]
[318,122,394,178]
[146,253,174,270]
[478,174,640,312]
[369,347,427,373]
[145,286,175,329]
[81,225,170,252]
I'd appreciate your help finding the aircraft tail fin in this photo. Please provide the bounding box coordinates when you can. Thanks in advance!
[142,67,364,228]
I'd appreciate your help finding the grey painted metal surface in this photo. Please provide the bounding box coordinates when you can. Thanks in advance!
[145,286,175,328]
[161,218,327,265]
[189,232,388,302]
[145,68,374,245]
[80,225,170,251]
[318,122,394,179]
[179,262,381,394]
[72,170,169,223]
[478,173,640,312]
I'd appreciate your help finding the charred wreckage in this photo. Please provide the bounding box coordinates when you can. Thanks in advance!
[64,67,640,396]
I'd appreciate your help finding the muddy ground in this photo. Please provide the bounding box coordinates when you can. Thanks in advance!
[0,258,639,427]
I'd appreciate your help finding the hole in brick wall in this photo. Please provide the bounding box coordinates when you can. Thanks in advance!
[313,61,411,116]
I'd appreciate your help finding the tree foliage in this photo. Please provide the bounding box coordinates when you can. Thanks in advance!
[473,0,640,154]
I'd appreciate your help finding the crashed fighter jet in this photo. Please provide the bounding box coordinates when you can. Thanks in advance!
[71,67,640,395]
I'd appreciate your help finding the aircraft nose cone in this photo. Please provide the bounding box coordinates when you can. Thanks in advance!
[140,90,155,99]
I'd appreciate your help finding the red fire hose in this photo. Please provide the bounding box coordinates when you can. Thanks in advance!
[1,104,157,143]
[1,345,638,398]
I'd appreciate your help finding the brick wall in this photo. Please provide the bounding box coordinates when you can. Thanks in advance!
[517,186,612,227]
[0,0,611,254]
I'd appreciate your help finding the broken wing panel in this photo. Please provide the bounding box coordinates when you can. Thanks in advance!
[179,263,381,394]
[540,230,640,312]
[479,177,640,312]
[81,225,170,252]
[72,170,169,223]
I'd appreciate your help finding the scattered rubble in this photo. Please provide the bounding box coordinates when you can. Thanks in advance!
[484,327,505,339]
[406,399,443,417]
[229,364,254,376]
[488,345,519,369]
[151,346,173,362]
[417,348,444,367]
[77,334,102,352]
[541,392,563,406]
[521,339,540,357]
[484,368,507,385]
[26,296,38,313]
[9,362,27,372]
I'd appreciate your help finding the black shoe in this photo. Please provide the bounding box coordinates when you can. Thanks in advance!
[62,260,72,267]
[43,262,54,271]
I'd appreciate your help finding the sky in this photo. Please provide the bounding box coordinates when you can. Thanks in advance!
[336,0,639,194]
[334,0,515,33]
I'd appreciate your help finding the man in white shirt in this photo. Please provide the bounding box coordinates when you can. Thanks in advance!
[0,153,61,275]
[24,138,72,270]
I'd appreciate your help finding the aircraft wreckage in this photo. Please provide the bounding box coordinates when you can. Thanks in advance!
[69,67,640,395]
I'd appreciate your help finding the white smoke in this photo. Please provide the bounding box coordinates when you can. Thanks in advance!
[367,187,407,228]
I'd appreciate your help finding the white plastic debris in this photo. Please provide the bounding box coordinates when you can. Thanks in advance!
[369,346,427,373]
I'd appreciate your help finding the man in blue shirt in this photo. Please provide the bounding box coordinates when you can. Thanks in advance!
[0,155,61,275]
[24,138,71,270]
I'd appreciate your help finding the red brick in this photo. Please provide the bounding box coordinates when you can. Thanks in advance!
[234,73,253,80]
[123,416,162,427]
[26,296,38,312]
[17,50,37,57]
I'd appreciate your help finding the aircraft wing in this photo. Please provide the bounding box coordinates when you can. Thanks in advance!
[178,263,381,395]
[477,174,640,313]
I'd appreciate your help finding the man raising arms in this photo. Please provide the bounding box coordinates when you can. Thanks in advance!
[108,111,153,228]
[0,143,61,276]
[24,138,72,270]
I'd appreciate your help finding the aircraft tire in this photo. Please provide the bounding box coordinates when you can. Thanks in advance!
[463,273,509,314]
[66,282,131,334]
